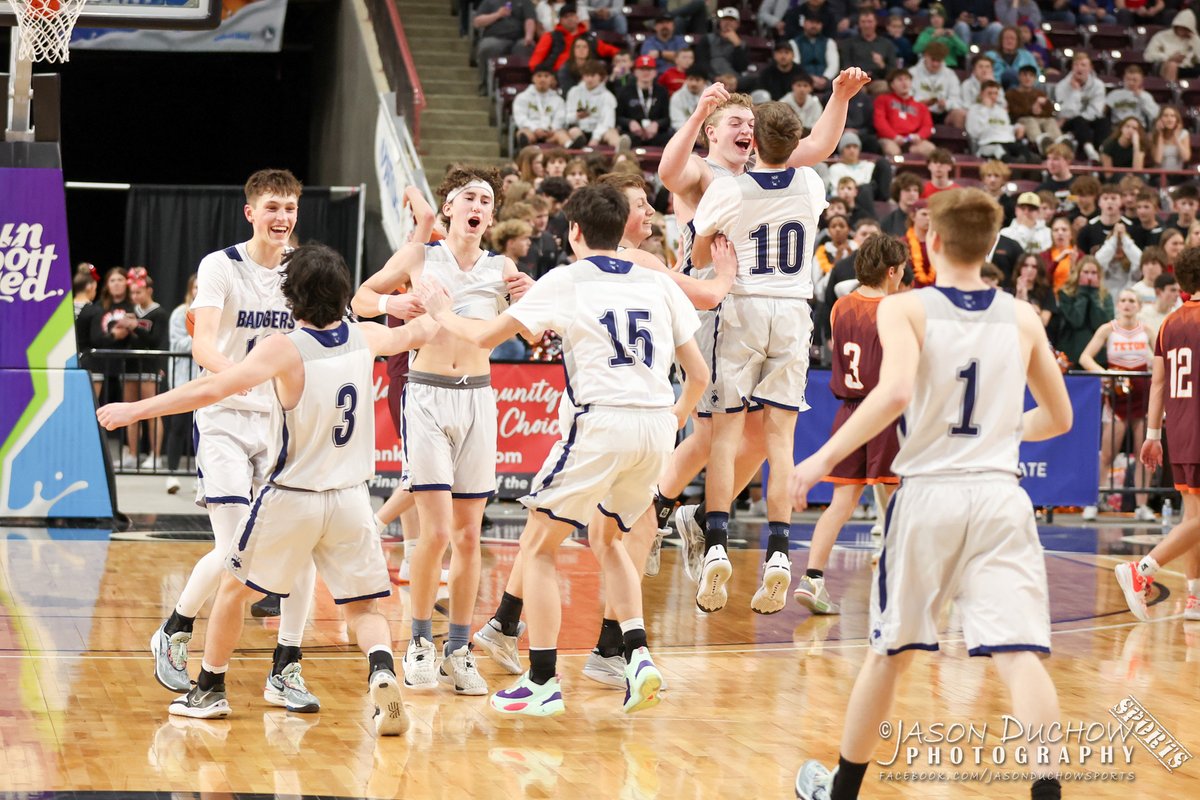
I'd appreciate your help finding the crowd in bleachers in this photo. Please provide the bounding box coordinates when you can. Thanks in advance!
[466,1,1200,364]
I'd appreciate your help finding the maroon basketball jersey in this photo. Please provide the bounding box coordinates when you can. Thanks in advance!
[1155,299,1200,463]
[830,291,884,401]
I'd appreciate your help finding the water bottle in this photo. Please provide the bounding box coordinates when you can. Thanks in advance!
[1162,499,1173,527]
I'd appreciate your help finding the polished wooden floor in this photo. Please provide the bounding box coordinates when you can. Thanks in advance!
[1,517,1199,799]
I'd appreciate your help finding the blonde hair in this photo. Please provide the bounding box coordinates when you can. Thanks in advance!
[701,93,753,147]
[1062,255,1108,301]
[927,188,1003,265]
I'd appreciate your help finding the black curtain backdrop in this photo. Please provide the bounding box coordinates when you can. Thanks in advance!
[123,186,360,311]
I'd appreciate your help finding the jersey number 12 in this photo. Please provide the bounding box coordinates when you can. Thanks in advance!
[1168,347,1194,399]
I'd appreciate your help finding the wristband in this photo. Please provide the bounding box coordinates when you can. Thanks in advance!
[378,294,390,316]
[1147,428,1162,441]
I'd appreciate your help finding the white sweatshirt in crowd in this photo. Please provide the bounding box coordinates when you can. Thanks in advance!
[565,82,618,141]
[513,86,566,131]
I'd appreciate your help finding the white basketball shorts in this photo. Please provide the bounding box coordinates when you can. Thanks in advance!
[400,371,498,498]
[193,405,274,508]
[710,294,812,413]
[522,406,676,530]
[870,474,1051,658]
[226,483,390,604]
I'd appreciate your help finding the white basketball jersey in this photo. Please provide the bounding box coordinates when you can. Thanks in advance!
[190,243,296,413]
[679,157,736,280]
[421,241,509,320]
[691,167,827,299]
[890,288,1025,478]
[507,256,701,409]
[266,322,375,491]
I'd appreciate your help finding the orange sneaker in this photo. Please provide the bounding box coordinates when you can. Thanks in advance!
[1114,562,1154,622]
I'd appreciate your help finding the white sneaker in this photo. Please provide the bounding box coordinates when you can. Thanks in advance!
[369,668,409,736]
[438,644,488,695]
[794,574,841,615]
[673,504,706,581]
[795,761,835,799]
[1083,142,1101,162]
[695,545,732,613]
[870,523,883,537]
[751,551,792,615]
[401,637,439,689]
[165,476,181,494]
[119,452,139,469]
[139,456,158,471]
[582,651,627,689]
[1135,506,1157,523]
[1185,595,1200,621]
[1082,505,1098,521]
[473,618,526,674]
[396,559,449,585]
[644,528,667,577]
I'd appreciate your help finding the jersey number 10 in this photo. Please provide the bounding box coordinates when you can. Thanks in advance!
[749,221,806,275]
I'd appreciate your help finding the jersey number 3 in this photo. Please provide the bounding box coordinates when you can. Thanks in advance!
[600,309,654,368]
[333,384,358,447]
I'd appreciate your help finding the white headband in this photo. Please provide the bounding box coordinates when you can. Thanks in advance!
[445,180,495,205]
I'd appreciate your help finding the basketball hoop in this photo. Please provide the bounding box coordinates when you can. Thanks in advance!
[10,0,87,63]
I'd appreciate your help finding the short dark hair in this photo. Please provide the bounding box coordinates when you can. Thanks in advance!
[685,66,708,80]
[562,184,628,250]
[927,148,954,166]
[72,273,95,295]
[1017,64,1037,74]
[1172,182,1200,202]
[1154,272,1179,290]
[1070,175,1101,197]
[581,59,608,78]
[855,233,908,287]
[281,244,352,327]
[1176,247,1200,294]
[1098,183,1122,199]
[539,176,572,203]
[980,79,1002,92]
[924,41,949,61]
[1141,245,1168,268]
[891,172,923,202]
[887,67,911,83]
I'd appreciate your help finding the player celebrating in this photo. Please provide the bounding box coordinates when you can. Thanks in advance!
[1116,246,1200,621]
[791,189,1072,800]
[419,184,708,716]
[352,167,532,698]
[687,101,829,614]
[99,244,436,735]
[654,67,870,584]
[795,234,908,616]
[150,169,321,714]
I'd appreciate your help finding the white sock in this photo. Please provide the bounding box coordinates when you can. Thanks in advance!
[403,536,418,559]
[1188,579,1199,597]
[368,644,392,657]
[278,557,316,648]
[201,660,228,675]
[619,617,645,634]
[1137,556,1160,578]
[176,503,247,618]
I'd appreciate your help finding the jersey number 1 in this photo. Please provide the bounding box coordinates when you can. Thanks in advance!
[600,309,654,368]
[333,384,357,447]
[950,360,980,437]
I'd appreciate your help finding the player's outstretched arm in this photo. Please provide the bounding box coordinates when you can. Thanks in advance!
[1019,303,1073,442]
[359,315,441,357]
[660,83,728,194]
[1141,355,1166,469]
[1076,323,1111,373]
[647,234,736,309]
[791,294,920,509]
[351,242,426,320]
[787,68,871,168]
[97,334,297,430]
[418,280,531,350]
[673,339,709,429]
[404,187,437,245]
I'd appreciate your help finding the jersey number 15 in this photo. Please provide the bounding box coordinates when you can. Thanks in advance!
[600,309,654,368]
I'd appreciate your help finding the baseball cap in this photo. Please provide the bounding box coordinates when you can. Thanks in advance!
[654,12,673,22]
[839,132,862,152]
[911,199,929,212]
[634,55,657,70]
[1017,191,1042,208]
[717,7,739,20]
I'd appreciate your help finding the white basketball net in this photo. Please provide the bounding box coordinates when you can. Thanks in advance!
[11,0,88,64]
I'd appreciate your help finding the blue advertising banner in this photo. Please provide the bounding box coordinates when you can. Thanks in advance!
[789,371,1102,507]
[0,168,112,518]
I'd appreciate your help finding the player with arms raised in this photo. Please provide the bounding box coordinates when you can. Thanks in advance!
[791,189,1072,800]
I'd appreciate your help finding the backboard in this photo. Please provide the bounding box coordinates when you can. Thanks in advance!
[0,0,222,30]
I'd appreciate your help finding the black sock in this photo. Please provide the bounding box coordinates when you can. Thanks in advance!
[164,609,194,636]
[596,618,623,658]
[529,648,557,685]
[705,510,729,552]
[368,648,395,678]
[695,499,708,529]
[622,627,648,662]
[1031,778,1062,800]
[495,591,524,637]
[830,756,868,800]
[272,644,302,676]
[767,521,790,560]
[197,667,224,692]
[653,490,681,528]
[806,568,824,580]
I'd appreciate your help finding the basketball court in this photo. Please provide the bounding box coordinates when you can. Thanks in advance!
[2,508,1198,798]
